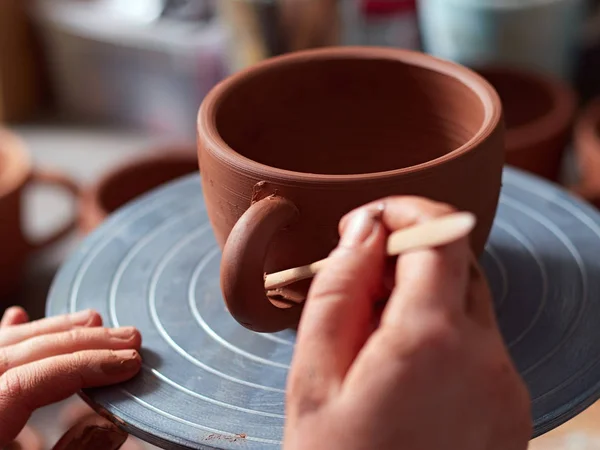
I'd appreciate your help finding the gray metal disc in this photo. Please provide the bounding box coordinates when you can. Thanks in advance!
[46,167,600,449]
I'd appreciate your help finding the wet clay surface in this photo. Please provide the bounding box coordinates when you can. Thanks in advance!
[199,47,504,332]
[477,67,576,181]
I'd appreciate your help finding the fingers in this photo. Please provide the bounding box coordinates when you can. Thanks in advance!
[1,307,29,327]
[339,196,456,235]
[343,197,472,324]
[0,349,142,445]
[0,327,142,374]
[0,310,102,347]
[52,414,128,450]
[348,197,494,325]
[289,208,387,407]
[382,236,471,327]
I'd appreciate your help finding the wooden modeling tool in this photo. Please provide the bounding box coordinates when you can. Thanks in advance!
[264,211,477,290]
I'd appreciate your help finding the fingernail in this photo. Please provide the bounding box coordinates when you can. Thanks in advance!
[109,327,137,341]
[71,309,93,325]
[340,209,378,247]
[101,350,141,375]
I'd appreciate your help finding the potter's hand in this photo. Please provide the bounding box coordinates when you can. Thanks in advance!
[284,197,532,450]
[0,307,141,448]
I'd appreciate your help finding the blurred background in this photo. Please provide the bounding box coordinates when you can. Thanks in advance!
[2,0,600,448]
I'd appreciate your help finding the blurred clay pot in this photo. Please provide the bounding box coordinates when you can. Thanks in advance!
[79,147,198,233]
[574,97,600,191]
[477,66,577,182]
[0,128,79,300]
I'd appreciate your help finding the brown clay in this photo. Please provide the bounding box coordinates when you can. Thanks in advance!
[476,66,577,182]
[0,129,80,301]
[78,147,199,234]
[198,46,505,333]
[574,97,600,192]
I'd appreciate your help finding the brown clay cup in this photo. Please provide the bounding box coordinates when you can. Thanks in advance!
[0,129,80,300]
[574,97,600,193]
[198,47,505,333]
[476,66,577,182]
[78,147,198,234]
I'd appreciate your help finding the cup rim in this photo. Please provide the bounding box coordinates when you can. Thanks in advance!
[0,129,32,198]
[198,46,502,184]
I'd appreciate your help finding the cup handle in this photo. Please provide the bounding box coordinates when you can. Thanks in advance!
[25,169,80,251]
[220,195,302,332]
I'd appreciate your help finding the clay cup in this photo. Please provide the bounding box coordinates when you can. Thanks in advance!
[477,66,577,182]
[198,47,505,333]
[78,147,198,234]
[0,129,79,300]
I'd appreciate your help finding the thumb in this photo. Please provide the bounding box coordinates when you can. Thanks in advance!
[292,208,386,386]
[52,414,128,450]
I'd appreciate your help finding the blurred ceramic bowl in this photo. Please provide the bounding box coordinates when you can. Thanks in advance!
[78,146,198,233]
[477,66,577,181]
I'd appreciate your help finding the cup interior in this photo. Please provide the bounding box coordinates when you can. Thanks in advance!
[479,70,554,129]
[215,56,486,175]
[98,158,198,213]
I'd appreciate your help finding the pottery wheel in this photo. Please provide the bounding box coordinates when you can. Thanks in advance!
[46,167,600,449]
